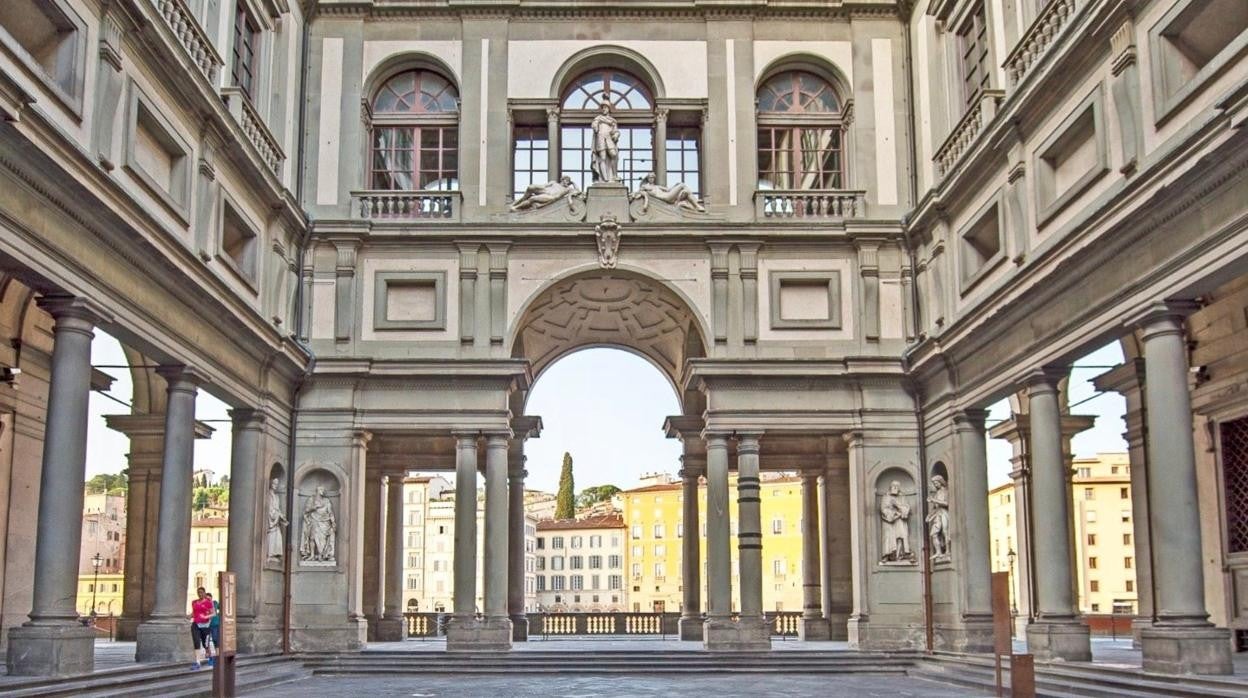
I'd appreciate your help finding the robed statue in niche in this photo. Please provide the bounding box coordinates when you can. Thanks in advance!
[299,485,337,564]
[266,476,287,563]
[879,480,915,563]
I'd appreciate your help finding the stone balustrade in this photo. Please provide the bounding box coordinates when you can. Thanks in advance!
[1004,0,1080,86]
[401,610,804,639]
[754,190,866,220]
[222,87,285,177]
[151,0,222,84]
[933,89,1005,180]
[353,190,462,221]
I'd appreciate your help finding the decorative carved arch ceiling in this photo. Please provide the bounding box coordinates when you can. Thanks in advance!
[512,271,705,395]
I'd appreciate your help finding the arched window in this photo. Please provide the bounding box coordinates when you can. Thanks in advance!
[369,69,460,191]
[558,69,655,192]
[756,70,846,191]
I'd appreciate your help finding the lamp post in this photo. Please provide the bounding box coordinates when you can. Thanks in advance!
[1006,548,1018,617]
[90,552,102,620]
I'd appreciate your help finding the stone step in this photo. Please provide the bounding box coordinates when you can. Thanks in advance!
[917,656,1248,698]
[0,654,307,698]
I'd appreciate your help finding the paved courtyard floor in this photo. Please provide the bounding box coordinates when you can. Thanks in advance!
[247,673,987,697]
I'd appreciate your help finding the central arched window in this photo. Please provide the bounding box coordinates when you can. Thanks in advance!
[369,69,460,191]
[559,69,655,192]
[756,70,846,190]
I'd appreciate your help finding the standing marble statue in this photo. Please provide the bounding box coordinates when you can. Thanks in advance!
[266,476,287,563]
[590,102,620,183]
[926,474,950,560]
[879,480,913,562]
[632,173,706,212]
[299,485,337,563]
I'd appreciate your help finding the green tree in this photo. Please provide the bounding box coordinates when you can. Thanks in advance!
[85,471,128,494]
[555,452,575,519]
[193,488,210,511]
[576,484,620,510]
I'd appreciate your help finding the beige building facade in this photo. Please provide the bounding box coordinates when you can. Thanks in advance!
[0,0,1242,679]
[534,515,626,612]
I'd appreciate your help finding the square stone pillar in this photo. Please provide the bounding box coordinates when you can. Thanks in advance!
[362,469,384,641]
[375,473,406,642]
[798,471,830,640]
[678,460,705,641]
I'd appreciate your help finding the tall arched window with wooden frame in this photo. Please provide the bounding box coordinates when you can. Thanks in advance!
[756,70,847,191]
[368,69,460,191]
[558,68,656,192]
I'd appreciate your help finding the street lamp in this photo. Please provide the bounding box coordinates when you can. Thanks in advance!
[1005,548,1018,616]
[90,553,102,619]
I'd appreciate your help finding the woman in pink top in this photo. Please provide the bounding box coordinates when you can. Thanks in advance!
[190,586,215,670]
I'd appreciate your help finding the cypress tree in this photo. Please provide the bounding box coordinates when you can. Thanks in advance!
[555,452,575,519]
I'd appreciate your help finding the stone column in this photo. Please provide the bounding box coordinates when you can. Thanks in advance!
[820,466,851,640]
[545,108,559,181]
[6,297,105,676]
[709,433,770,650]
[678,463,703,640]
[1134,305,1232,674]
[226,409,264,636]
[702,432,732,647]
[654,107,669,185]
[508,464,528,640]
[375,474,406,641]
[1022,370,1091,662]
[799,471,830,640]
[952,410,994,651]
[362,470,384,639]
[447,432,480,650]
[135,366,202,664]
[480,432,512,648]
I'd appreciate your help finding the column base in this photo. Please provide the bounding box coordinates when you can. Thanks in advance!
[446,616,512,651]
[1140,625,1232,675]
[703,616,770,651]
[6,624,96,677]
[374,616,405,642]
[288,616,367,652]
[679,617,704,641]
[114,616,141,642]
[1130,616,1152,650]
[826,611,850,641]
[847,614,925,650]
[135,618,195,664]
[1026,619,1091,662]
[510,614,529,641]
[798,617,831,641]
[236,619,284,654]
[934,618,995,653]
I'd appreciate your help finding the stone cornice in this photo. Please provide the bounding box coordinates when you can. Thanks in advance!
[308,0,905,22]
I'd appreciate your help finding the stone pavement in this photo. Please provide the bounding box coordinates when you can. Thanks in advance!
[246,673,988,697]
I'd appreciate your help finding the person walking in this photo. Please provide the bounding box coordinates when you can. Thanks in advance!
[207,592,221,665]
[190,586,214,670]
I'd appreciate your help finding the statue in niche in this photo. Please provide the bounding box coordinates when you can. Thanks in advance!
[879,480,915,563]
[631,173,706,213]
[590,102,620,183]
[509,176,582,211]
[299,485,337,564]
[927,474,950,561]
[266,476,287,563]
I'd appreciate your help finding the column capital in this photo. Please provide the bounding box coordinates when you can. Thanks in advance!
[509,468,528,480]
[228,407,266,430]
[702,430,731,446]
[452,429,480,442]
[483,430,513,445]
[952,409,991,430]
[679,465,705,480]
[1124,300,1200,336]
[352,429,372,449]
[155,365,206,392]
[842,429,865,448]
[800,469,821,483]
[36,293,113,326]
[735,431,763,452]
[1018,367,1065,394]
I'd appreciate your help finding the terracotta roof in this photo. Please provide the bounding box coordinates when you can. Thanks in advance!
[191,517,229,527]
[621,482,682,494]
[536,514,625,531]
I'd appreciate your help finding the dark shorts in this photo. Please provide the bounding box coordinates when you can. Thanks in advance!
[191,623,212,650]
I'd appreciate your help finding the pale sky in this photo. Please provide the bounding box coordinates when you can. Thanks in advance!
[84,335,1126,493]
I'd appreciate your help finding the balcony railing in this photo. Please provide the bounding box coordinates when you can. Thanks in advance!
[151,0,222,84]
[754,190,866,220]
[353,190,462,221]
[933,89,1005,179]
[400,611,804,639]
[222,87,285,177]
[1004,0,1081,87]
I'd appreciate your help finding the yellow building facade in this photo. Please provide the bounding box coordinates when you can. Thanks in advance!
[621,473,806,614]
[988,452,1137,619]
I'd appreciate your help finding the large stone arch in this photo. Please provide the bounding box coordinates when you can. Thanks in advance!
[508,268,708,415]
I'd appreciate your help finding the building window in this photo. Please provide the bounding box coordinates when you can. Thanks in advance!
[772,518,783,534]
[536,576,546,592]
[756,70,846,191]
[665,127,701,196]
[535,557,545,571]
[552,536,564,549]
[1121,510,1131,523]
[219,200,258,282]
[1120,487,1129,499]
[1223,416,1248,553]
[956,2,990,106]
[557,68,656,191]
[631,563,641,577]
[1088,557,1098,569]
[609,574,622,590]
[571,536,583,549]
[570,555,583,570]
[608,554,621,569]
[1123,533,1132,545]
[512,125,549,198]
[589,555,602,569]
[1086,511,1097,523]
[552,575,565,591]
[653,563,665,578]
[536,538,545,549]
[551,556,564,571]
[570,575,584,591]
[0,0,85,105]
[368,69,459,191]
[1087,534,1096,546]
[653,523,664,539]
[1084,488,1094,500]
[631,525,642,540]
[1089,580,1099,593]
[1124,556,1133,569]
[1091,603,1100,612]
[1126,580,1134,592]
[589,535,602,548]
[772,559,784,576]
[231,2,259,100]
[1078,467,1092,478]
[675,524,683,538]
